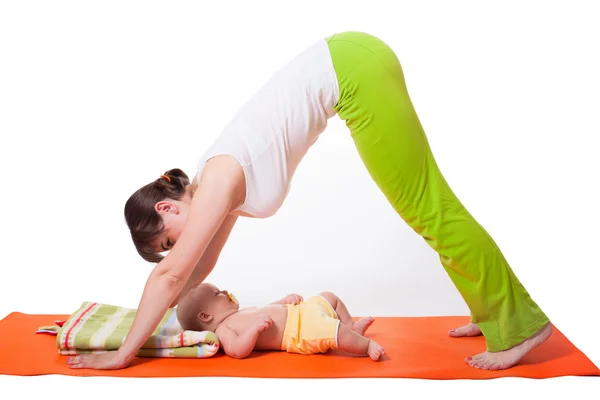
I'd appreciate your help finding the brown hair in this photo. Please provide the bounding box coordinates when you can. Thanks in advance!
[124,168,190,263]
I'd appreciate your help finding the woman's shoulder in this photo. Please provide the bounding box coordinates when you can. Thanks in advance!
[192,154,247,211]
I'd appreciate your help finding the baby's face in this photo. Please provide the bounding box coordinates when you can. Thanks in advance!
[196,283,239,318]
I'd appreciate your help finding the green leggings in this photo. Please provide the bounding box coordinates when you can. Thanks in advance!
[326,31,549,352]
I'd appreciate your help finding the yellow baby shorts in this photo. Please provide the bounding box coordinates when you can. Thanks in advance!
[280,295,341,355]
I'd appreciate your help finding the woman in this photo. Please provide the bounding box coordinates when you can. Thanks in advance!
[66,31,552,371]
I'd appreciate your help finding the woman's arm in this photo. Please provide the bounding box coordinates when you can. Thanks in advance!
[170,213,238,307]
[116,156,244,362]
[67,156,245,370]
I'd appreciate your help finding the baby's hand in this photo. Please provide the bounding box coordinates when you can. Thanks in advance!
[254,314,274,333]
[282,294,303,305]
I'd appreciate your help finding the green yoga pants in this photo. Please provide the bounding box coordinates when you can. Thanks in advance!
[326,31,549,352]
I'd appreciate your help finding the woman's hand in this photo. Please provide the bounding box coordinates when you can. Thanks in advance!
[63,156,243,370]
[66,351,133,370]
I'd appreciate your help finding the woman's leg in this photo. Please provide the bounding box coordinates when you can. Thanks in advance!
[325,31,551,368]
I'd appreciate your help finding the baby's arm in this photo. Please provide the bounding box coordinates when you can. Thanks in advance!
[215,315,273,359]
[215,325,256,359]
[270,293,303,305]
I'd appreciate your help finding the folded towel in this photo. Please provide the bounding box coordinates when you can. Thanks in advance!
[36,301,219,358]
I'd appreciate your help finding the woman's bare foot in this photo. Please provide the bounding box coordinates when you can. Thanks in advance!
[465,322,553,370]
[449,322,482,337]
[367,340,385,361]
[352,317,375,336]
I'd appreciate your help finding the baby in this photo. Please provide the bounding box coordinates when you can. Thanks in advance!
[176,283,385,361]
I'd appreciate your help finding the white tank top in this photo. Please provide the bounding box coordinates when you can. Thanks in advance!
[196,38,340,218]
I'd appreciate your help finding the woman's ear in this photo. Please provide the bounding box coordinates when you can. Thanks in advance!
[155,201,178,215]
[198,311,213,324]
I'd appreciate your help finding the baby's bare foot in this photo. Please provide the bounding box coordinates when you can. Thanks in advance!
[353,317,375,336]
[466,322,553,370]
[367,340,385,361]
[449,322,482,337]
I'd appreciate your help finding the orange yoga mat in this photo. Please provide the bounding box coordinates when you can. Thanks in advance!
[1,312,598,379]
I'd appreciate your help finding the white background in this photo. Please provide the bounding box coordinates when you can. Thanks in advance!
[1,0,599,398]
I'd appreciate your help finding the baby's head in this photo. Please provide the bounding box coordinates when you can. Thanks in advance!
[176,282,239,332]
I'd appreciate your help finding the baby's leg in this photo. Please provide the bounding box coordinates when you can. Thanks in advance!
[320,291,374,336]
[337,323,385,361]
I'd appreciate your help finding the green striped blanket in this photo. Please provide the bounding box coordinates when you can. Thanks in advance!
[36,301,220,358]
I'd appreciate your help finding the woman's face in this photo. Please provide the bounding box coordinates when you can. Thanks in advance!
[152,198,190,253]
